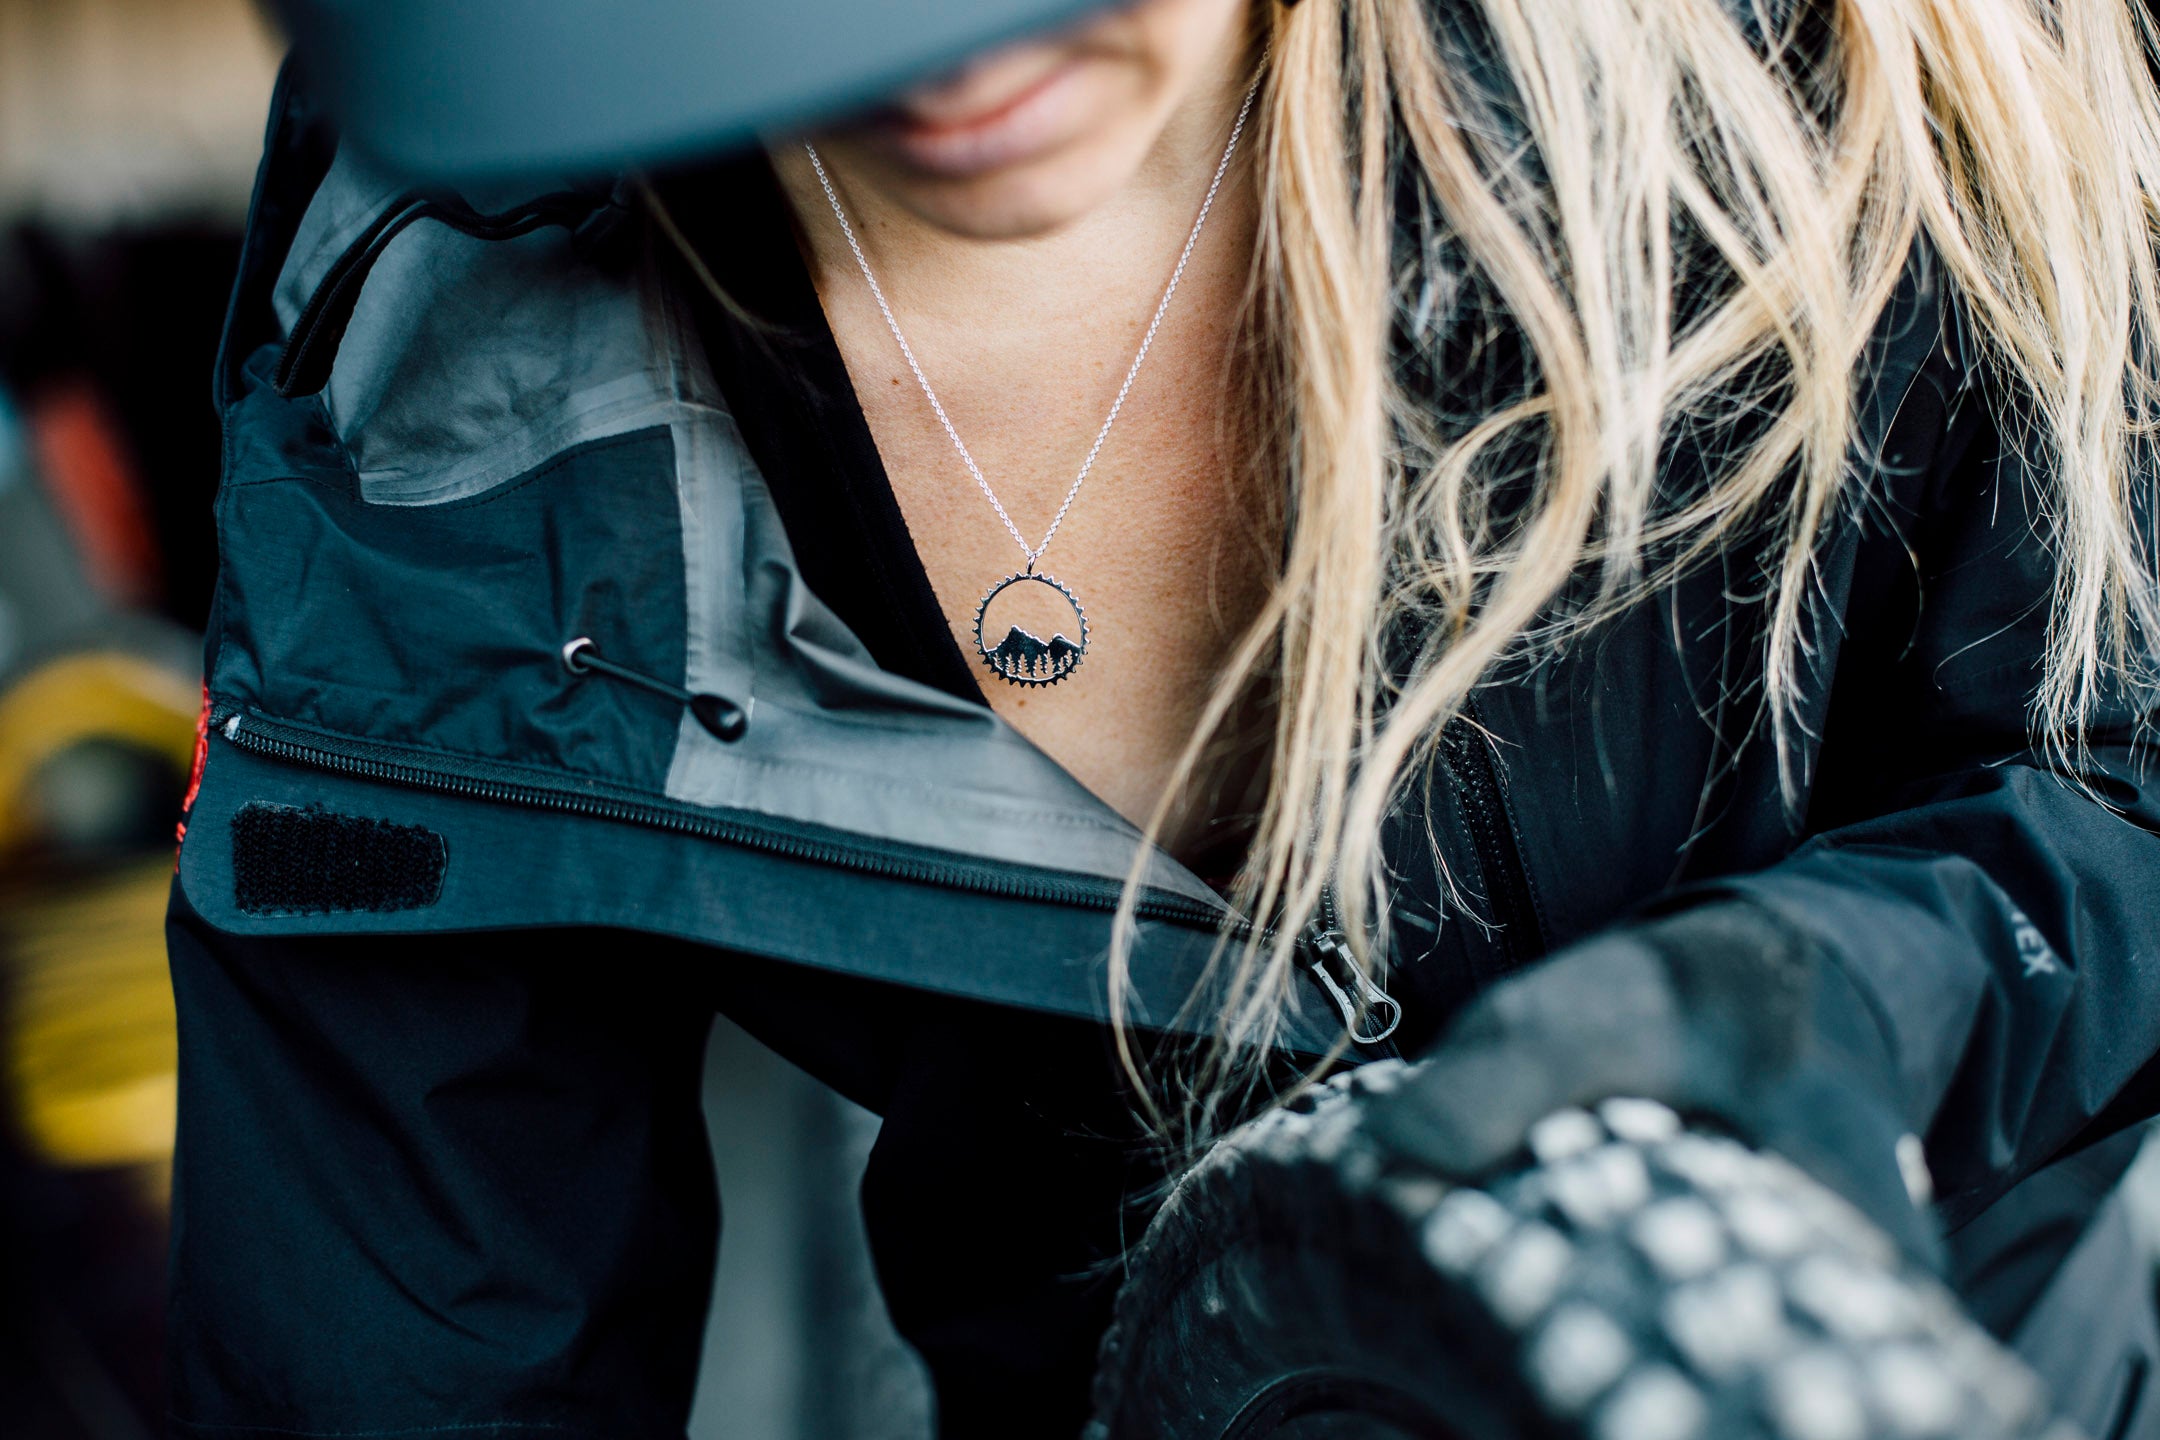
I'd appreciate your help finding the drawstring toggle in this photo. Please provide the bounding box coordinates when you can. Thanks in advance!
[560,637,748,743]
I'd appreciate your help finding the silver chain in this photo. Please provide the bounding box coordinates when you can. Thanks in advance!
[803,62,1264,572]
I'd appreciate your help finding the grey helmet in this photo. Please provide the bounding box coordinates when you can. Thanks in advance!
[265,0,1114,180]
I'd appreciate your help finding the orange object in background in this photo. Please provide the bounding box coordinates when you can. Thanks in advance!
[25,381,161,610]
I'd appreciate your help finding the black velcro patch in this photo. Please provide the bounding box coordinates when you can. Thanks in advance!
[231,802,446,915]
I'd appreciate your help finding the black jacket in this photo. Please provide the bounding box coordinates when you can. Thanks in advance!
[176,59,2160,1429]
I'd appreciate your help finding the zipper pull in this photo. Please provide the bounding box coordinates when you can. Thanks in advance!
[1303,920,1403,1047]
[560,637,748,742]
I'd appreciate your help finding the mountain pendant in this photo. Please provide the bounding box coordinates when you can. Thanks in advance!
[973,570,1089,687]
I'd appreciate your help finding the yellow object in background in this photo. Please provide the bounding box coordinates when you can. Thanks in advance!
[0,651,199,859]
[4,855,179,1173]
[0,648,197,1178]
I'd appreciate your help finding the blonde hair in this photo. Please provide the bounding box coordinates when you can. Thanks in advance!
[1116,0,2160,1132]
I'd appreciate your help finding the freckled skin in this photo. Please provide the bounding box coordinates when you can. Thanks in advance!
[772,0,1269,858]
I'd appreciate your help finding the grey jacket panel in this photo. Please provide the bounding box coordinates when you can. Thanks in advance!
[186,119,1278,1054]
[240,143,1225,907]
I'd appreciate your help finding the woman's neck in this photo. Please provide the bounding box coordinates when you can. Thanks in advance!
[756,36,1277,850]
[765,42,1260,360]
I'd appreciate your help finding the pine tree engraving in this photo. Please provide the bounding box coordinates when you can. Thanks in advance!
[988,626,1082,681]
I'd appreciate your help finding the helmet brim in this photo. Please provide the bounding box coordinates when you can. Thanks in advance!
[267,0,1115,181]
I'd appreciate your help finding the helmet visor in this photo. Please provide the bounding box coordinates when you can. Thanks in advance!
[268,0,1116,180]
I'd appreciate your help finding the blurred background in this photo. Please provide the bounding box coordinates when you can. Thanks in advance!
[0,2,933,1434]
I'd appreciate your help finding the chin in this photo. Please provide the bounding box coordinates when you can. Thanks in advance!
[895,166,1126,240]
[834,114,1152,241]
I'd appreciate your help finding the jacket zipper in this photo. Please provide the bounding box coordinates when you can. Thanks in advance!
[1304,882,1402,1047]
[211,706,1234,930]
[1443,702,1545,969]
[213,706,1409,1047]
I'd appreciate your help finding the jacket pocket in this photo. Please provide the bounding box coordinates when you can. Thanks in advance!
[214,358,695,794]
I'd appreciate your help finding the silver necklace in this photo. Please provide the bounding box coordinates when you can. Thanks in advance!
[802,66,1263,688]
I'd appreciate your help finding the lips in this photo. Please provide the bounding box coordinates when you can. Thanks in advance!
[865,56,1088,178]
[891,51,1075,129]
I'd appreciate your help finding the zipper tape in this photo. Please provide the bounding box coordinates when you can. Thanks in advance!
[213,704,1405,1047]
[212,705,1229,929]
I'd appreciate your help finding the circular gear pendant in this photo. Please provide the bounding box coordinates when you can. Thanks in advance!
[973,571,1089,687]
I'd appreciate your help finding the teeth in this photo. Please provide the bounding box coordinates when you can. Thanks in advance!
[1630,1197,1729,1281]
[1479,1221,1575,1329]
[1591,1144,1653,1211]
[1180,1072,2039,1440]
[1661,1263,1786,1379]
[1656,1131,1761,1193]
[1527,1303,1634,1414]
[1593,1365,1707,1440]
[1548,1144,1654,1229]
[1766,1348,1869,1440]
[1528,1107,1608,1164]
[1720,1188,1813,1260]
[1421,1187,1513,1275]
[1865,1345,1964,1438]
[1786,1254,1918,1341]
[1599,1097,1684,1144]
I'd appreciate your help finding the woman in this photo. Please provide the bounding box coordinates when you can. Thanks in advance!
[169,0,2160,1435]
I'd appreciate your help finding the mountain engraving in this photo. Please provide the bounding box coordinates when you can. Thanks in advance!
[987,625,1082,681]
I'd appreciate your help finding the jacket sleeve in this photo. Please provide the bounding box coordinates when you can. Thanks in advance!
[1678,361,2160,1231]
[1373,315,2160,1249]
